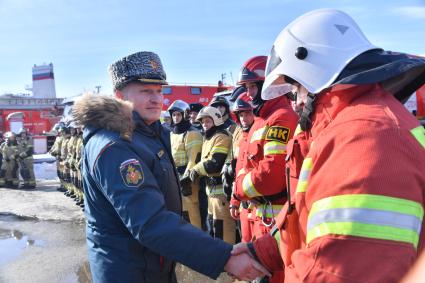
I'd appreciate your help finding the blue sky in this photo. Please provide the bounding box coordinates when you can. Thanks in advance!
[0,0,424,98]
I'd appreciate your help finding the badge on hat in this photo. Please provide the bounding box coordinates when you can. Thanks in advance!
[149,59,159,70]
[120,159,144,187]
[108,51,168,91]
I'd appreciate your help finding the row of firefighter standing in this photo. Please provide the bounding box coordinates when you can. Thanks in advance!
[49,122,84,209]
[164,55,296,253]
[0,129,36,189]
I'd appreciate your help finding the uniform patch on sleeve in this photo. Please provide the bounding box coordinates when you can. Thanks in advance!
[265,126,290,143]
[119,159,144,187]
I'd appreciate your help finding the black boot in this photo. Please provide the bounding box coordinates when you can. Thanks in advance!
[207,214,214,237]
[19,183,29,190]
[213,219,224,240]
[56,185,66,192]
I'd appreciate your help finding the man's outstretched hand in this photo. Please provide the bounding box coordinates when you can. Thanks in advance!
[224,244,271,281]
[231,242,250,256]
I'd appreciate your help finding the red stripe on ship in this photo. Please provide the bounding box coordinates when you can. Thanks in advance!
[33,74,54,80]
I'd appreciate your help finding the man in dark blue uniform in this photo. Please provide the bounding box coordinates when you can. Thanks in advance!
[73,51,269,283]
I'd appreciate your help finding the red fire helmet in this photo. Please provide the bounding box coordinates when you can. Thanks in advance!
[237,55,267,85]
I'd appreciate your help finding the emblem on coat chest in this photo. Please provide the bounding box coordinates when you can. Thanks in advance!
[120,159,144,187]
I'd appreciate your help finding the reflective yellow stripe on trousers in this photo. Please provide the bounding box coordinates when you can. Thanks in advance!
[256,204,283,218]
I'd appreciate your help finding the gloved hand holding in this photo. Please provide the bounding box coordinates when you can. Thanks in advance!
[19,152,27,158]
[222,161,235,201]
[179,174,193,197]
[188,169,199,182]
[228,159,236,178]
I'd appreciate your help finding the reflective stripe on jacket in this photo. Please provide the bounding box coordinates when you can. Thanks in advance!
[253,84,425,282]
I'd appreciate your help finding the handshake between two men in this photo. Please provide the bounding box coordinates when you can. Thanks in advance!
[224,242,271,281]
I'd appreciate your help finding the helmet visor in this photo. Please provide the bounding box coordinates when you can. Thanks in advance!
[265,46,282,77]
[261,83,293,101]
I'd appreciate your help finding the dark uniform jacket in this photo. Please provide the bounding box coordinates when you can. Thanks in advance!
[74,96,232,283]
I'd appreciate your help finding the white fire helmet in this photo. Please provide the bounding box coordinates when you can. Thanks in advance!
[262,9,379,100]
[196,106,224,126]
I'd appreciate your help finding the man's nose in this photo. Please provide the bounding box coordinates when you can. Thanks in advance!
[150,93,163,103]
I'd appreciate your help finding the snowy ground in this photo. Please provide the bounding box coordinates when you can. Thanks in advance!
[33,153,58,181]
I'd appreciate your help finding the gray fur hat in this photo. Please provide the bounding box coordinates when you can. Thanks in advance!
[108,51,167,91]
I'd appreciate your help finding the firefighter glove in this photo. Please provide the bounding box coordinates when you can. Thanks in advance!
[179,174,193,197]
[222,162,235,201]
[188,169,199,182]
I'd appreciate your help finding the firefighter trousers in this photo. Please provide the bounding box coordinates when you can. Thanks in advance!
[182,183,202,229]
[240,207,254,243]
[208,196,236,244]
[20,157,36,186]
[0,160,19,187]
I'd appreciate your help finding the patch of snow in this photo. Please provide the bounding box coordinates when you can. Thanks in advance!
[33,153,56,164]
[34,162,58,181]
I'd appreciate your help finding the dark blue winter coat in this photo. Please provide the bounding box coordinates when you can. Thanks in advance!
[77,98,232,283]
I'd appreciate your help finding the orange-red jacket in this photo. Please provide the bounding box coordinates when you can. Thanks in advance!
[230,129,249,209]
[253,84,425,282]
[234,95,298,218]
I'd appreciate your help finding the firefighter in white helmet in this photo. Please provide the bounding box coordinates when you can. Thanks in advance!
[233,9,425,283]
[187,106,235,243]
[168,100,203,229]
[209,96,237,134]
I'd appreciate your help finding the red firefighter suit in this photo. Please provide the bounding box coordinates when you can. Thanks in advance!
[234,95,298,239]
[252,84,425,282]
[230,128,252,243]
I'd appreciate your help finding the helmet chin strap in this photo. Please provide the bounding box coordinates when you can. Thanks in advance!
[286,91,297,102]
[299,92,316,131]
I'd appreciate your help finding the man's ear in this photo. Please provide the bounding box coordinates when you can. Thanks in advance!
[115,90,124,99]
